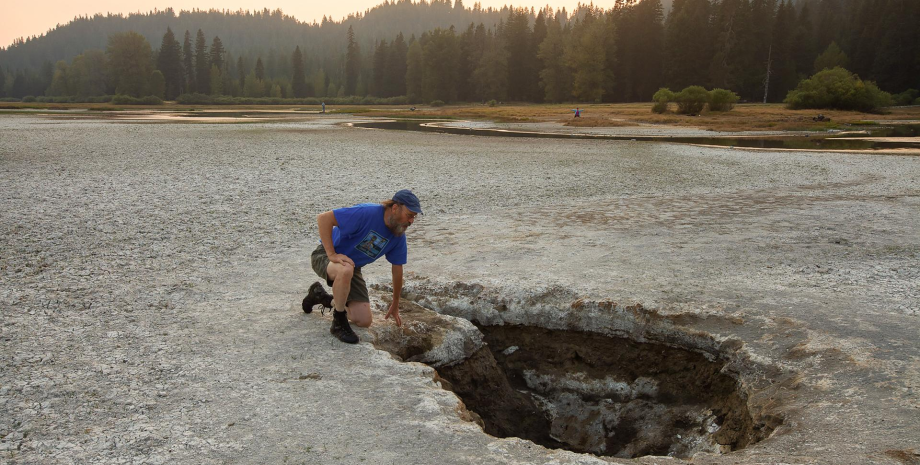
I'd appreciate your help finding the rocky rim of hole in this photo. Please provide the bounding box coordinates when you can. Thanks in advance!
[368,281,796,459]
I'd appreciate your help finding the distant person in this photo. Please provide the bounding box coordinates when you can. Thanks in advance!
[302,190,422,343]
[321,101,325,113]
[572,107,581,118]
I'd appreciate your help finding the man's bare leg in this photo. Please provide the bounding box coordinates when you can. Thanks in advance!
[325,262,372,327]
[326,262,353,311]
[346,302,372,327]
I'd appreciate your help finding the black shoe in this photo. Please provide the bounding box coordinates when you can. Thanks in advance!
[330,310,359,344]
[302,281,333,314]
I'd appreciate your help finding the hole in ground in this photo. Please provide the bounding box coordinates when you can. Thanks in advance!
[435,324,781,459]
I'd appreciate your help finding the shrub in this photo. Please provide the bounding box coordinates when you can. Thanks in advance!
[708,88,739,111]
[22,95,36,102]
[651,101,669,113]
[430,99,445,107]
[652,88,674,102]
[175,92,213,104]
[893,89,919,106]
[84,95,114,103]
[0,97,20,102]
[784,67,893,112]
[111,94,163,105]
[675,86,709,114]
[651,88,674,113]
[487,99,498,107]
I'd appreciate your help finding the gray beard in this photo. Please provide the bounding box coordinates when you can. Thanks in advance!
[392,224,408,236]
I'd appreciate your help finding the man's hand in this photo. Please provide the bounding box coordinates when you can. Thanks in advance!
[329,253,354,267]
[385,300,402,327]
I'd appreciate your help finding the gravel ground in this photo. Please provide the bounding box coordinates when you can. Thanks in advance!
[1,114,919,464]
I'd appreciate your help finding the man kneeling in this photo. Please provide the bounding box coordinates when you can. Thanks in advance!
[302,190,421,343]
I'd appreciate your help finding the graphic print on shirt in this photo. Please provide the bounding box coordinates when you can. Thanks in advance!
[355,230,389,259]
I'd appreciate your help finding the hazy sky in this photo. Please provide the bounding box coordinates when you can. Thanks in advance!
[2,0,596,49]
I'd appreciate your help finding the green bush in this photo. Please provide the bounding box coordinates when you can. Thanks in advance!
[651,101,669,114]
[893,89,919,106]
[87,95,114,103]
[487,99,498,107]
[652,88,675,102]
[36,96,77,103]
[22,95,36,102]
[0,97,20,102]
[651,88,674,113]
[34,95,113,104]
[675,86,709,114]
[708,88,739,111]
[111,94,163,105]
[430,100,445,107]
[784,67,893,112]
[915,97,920,105]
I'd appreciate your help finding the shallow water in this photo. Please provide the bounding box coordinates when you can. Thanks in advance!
[353,120,920,151]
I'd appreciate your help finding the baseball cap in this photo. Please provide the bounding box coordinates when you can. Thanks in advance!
[392,189,423,214]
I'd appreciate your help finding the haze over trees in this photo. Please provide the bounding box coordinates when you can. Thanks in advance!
[1,0,917,105]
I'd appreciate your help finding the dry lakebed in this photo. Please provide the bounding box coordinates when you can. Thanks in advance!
[1,113,919,464]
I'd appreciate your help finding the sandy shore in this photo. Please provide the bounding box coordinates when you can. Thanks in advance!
[1,114,919,464]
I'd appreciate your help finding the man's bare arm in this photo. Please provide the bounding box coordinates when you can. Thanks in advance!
[386,264,403,326]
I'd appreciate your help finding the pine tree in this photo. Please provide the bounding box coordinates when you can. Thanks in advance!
[665,0,714,90]
[767,0,799,102]
[503,8,533,101]
[182,30,194,93]
[405,38,424,101]
[531,10,549,102]
[156,27,184,100]
[237,56,245,90]
[814,41,849,73]
[848,0,884,79]
[194,29,210,94]
[255,57,265,81]
[456,24,477,101]
[567,12,608,102]
[631,0,665,101]
[372,39,390,97]
[538,15,569,103]
[422,27,459,102]
[209,65,222,95]
[473,30,509,101]
[387,33,408,97]
[345,26,361,95]
[291,46,308,97]
[209,36,226,71]
[870,0,920,92]
[792,2,815,78]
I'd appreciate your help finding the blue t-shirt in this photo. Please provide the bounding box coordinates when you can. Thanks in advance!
[328,203,407,267]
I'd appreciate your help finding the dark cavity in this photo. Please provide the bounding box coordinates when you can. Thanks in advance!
[436,324,781,459]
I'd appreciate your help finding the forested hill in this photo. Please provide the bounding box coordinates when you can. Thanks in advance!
[0,1,513,71]
[1,0,916,106]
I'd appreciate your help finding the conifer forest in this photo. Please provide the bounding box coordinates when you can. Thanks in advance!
[0,0,917,105]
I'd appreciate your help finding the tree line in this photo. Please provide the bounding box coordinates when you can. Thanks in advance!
[1,0,918,104]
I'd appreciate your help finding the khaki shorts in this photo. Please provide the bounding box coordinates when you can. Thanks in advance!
[310,244,370,303]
